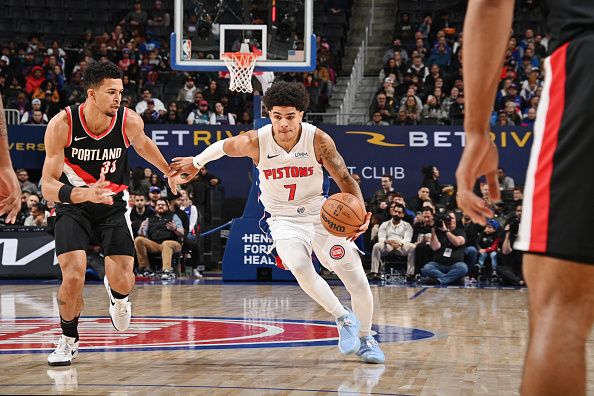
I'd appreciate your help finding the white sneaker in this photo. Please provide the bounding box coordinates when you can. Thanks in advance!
[47,367,78,391]
[192,268,203,278]
[47,335,79,366]
[104,276,131,331]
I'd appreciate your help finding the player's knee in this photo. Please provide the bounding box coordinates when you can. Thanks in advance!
[61,269,85,290]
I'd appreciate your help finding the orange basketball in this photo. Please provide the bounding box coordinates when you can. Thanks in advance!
[320,193,366,237]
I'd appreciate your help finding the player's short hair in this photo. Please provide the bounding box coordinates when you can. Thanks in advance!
[84,60,123,89]
[263,81,309,112]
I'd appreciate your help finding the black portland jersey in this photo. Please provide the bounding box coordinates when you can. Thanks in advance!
[544,0,594,53]
[60,103,131,195]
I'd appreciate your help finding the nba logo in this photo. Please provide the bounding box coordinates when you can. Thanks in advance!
[182,39,191,60]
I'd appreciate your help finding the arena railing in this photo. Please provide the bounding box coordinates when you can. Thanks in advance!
[337,0,374,125]
[4,109,20,125]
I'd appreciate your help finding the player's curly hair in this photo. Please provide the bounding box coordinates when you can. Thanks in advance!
[262,81,309,112]
[84,60,123,89]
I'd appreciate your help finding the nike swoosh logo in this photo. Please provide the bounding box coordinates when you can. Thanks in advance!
[267,154,281,159]
[74,136,87,141]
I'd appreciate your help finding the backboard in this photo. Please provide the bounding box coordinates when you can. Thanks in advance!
[171,0,315,72]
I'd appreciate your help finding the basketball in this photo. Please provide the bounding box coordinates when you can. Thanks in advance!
[320,193,366,237]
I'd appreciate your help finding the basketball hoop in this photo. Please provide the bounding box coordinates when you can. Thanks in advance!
[221,42,261,93]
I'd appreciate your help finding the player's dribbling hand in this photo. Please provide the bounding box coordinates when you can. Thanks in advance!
[0,167,22,224]
[169,157,201,183]
[87,173,114,205]
[347,211,372,242]
[455,134,500,226]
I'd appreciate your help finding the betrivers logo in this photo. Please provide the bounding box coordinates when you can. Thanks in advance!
[0,317,436,354]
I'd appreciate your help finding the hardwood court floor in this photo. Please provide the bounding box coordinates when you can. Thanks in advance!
[0,280,593,395]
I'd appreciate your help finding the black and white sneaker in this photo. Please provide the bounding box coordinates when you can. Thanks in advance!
[161,270,175,281]
[47,335,79,366]
[104,276,131,331]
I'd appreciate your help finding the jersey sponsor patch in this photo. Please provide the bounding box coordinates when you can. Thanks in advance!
[330,245,346,260]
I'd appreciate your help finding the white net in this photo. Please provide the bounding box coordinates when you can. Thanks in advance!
[221,49,260,93]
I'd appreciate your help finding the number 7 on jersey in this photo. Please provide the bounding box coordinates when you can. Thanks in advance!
[283,184,296,201]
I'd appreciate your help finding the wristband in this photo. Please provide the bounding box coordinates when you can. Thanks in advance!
[192,139,227,169]
[58,184,75,203]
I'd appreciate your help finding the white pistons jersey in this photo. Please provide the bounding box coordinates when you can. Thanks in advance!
[257,122,325,217]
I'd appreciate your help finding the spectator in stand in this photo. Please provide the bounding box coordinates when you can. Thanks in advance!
[16,169,38,194]
[7,91,29,118]
[400,95,421,123]
[177,75,197,103]
[130,194,154,237]
[407,186,431,214]
[63,71,85,105]
[184,91,206,118]
[475,219,501,278]
[237,111,252,126]
[139,31,161,55]
[118,49,134,73]
[20,98,48,124]
[120,1,148,32]
[420,95,444,124]
[382,38,408,65]
[368,174,394,214]
[496,110,513,126]
[209,102,235,125]
[498,205,524,286]
[421,165,454,203]
[165,110,180,124]
[147,186,161,209]
[203,79,221,106]
[441,87,459,117]
[448,92,465,125]
[395,13,415,44]
[369,203,416,279]
[149,173,167,195]
[504,101,522,125]
[369,93,394,123]
[25,66,45,96]
[460,213,482,279]
[522,107,537,127]
[412,37,429,61]
[367,111,390,126]
[129,167,151,198]
[25,110,46,125]
[427,43,451,69]
[407,55,429,81]
[147,0,171,28]
[136,89,166,115]
[24,203,48,227]
[135,198,184,279]
[411,206,435,274]
[420,211,468,285]
[141,99,163,124]
[497,167,515,191]
[179,189,202,278]
[187,100,211,125]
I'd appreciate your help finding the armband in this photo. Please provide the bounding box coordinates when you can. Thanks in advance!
[58,184,75,203]
[192,139,227,168]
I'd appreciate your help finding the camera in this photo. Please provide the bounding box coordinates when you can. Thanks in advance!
[434,212,452,230]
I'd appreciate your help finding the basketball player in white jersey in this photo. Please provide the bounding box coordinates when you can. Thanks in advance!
[170,81,384,364]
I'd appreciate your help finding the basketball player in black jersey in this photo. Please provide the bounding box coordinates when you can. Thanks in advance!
[0,95,21,224]
[457,1,594,395]
[42,61,177,366]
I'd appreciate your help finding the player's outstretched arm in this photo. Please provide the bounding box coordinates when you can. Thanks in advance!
[168,130,259,181]
[455,0,514,224]
[125,110,178,194]
[315,129,371,241]
[0,95,22,223]
[41,111,113,205]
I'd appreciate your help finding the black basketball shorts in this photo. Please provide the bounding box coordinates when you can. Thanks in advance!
[54,198,134,257]
[515,34,594,264]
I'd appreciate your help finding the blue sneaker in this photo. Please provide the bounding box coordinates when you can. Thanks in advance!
[336,307,361,354]
[357,336,385,364]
